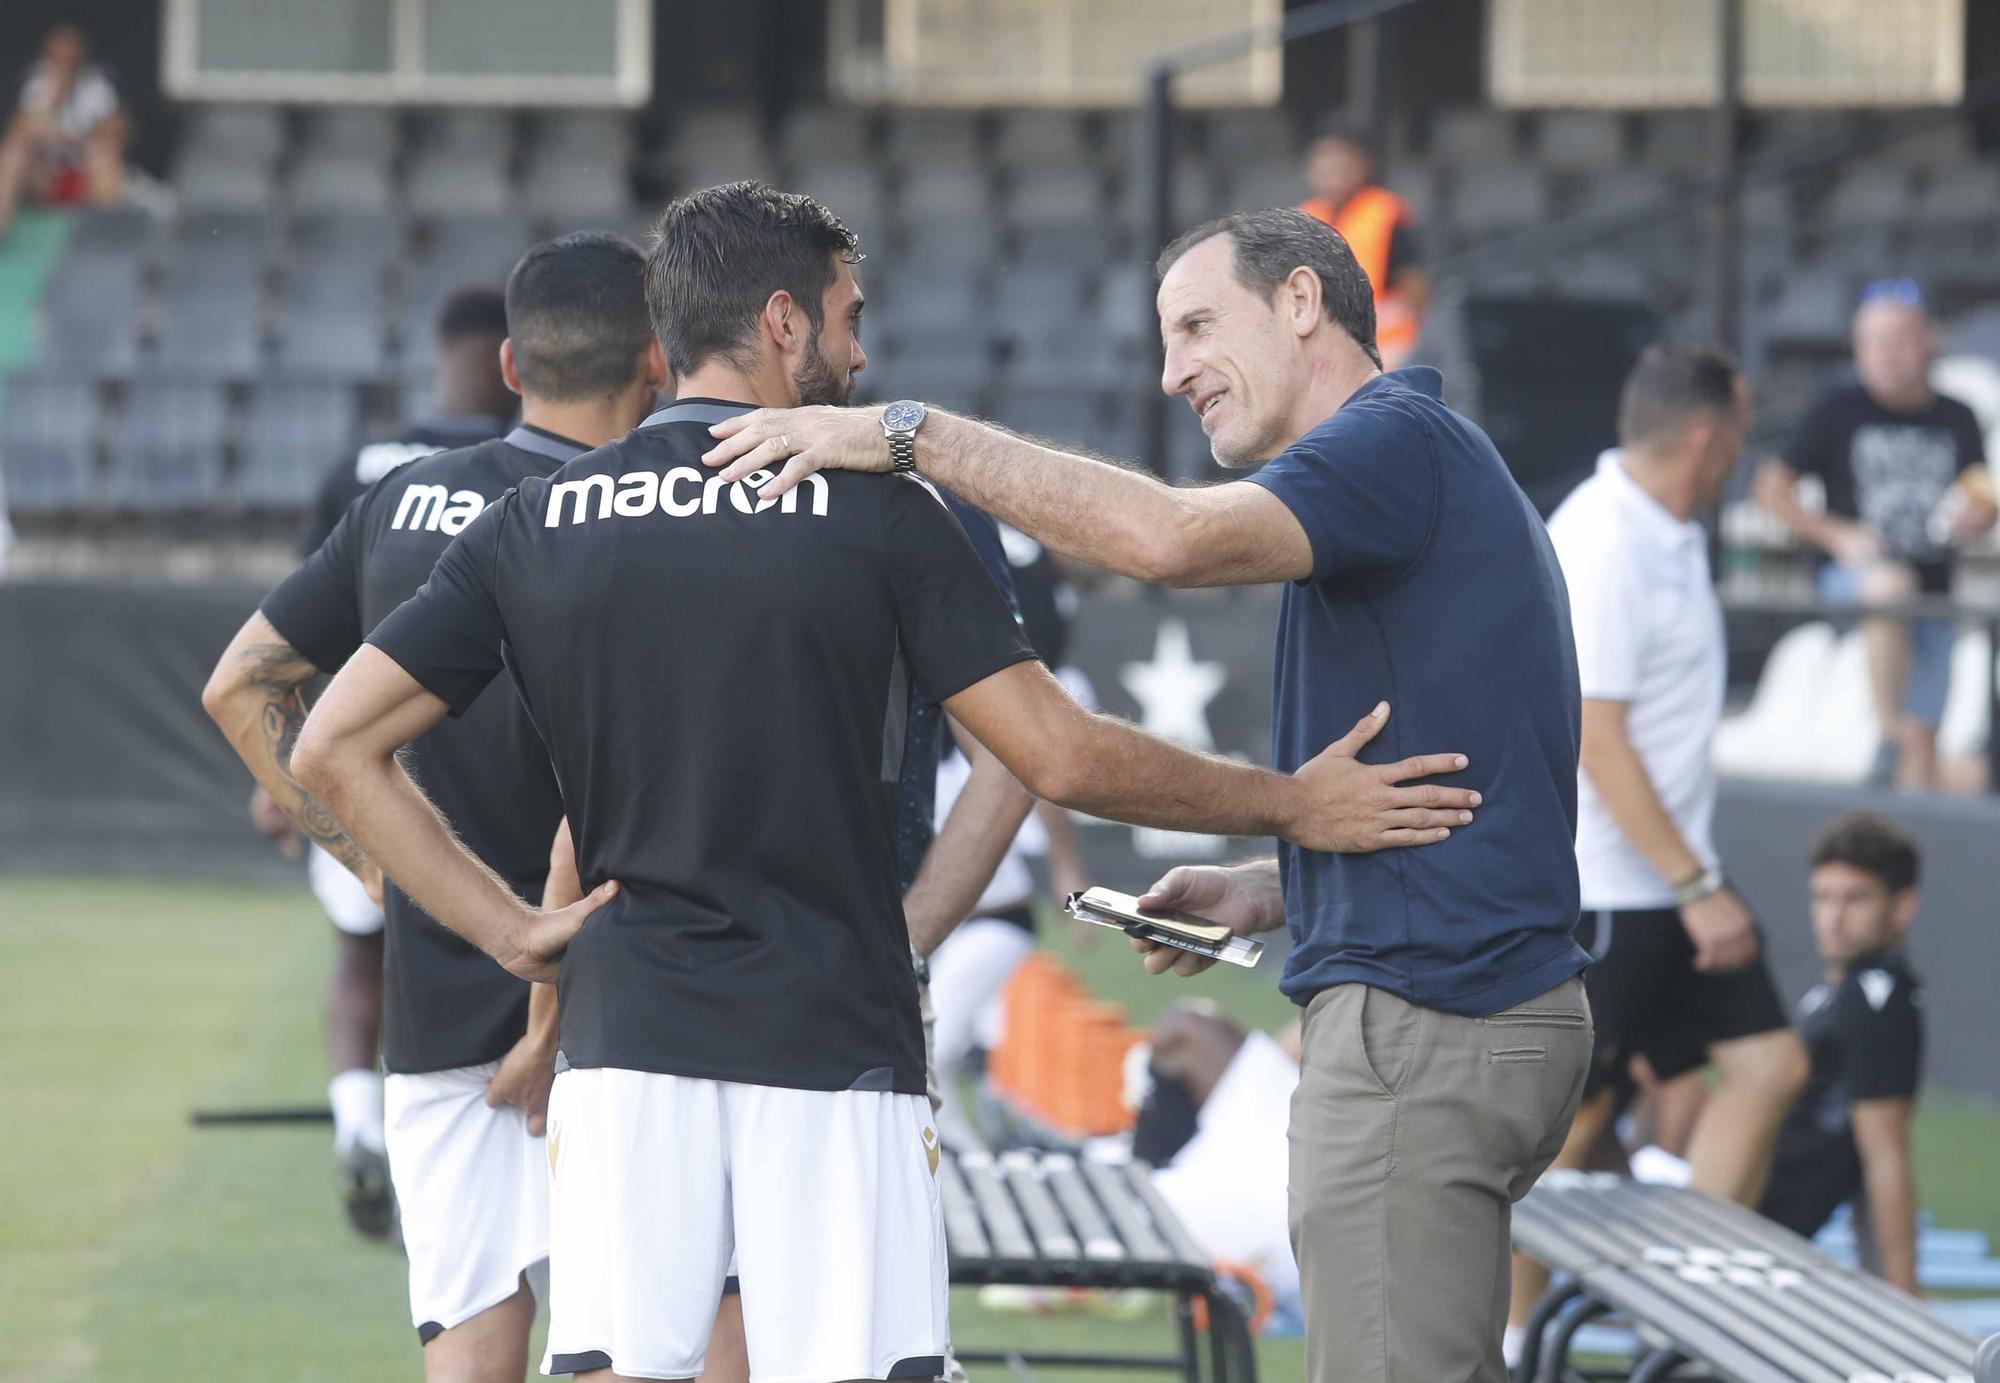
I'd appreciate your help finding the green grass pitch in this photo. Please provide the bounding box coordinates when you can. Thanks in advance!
[2,876,1993,1381]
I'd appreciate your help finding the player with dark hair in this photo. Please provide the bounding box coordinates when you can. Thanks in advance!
[206,232,667,1383]
[288,183,1476,1383]
[243,281,523,1231]
[1761,813,1927,1294]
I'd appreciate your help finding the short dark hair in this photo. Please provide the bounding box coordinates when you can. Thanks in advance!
[644,181,862,377]
[1157,209,1381,369]
[1810,811,1921,894]
[1618,343,1742,448]
[435,285,509,344]
[503,232,652,401]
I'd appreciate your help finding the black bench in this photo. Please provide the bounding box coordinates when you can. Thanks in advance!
[940,1147,1257,1382]
[1512,1170,1982,1383]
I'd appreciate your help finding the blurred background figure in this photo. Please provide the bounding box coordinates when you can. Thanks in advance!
[0,24,127,239]
[1759,813,1927,1296]
[299,285,514,553]
[1755,283,1997,790]
[1296,132,1425,368]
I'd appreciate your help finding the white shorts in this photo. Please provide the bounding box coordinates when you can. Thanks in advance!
[384,1063,550,1341]
[541,1068,949,1381]
[309,843,385,936]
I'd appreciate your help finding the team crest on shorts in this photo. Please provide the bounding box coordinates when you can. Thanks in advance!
[922,1125,939,1176]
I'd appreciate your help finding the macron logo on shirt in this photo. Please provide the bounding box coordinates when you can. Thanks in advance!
[545,467,830,527]
[391,483,488,535]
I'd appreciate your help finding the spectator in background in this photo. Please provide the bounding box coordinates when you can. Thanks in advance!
[1297,133,1425,368]
[0,25,126,240]
[299,286,516,552]
[1760,813,1925,1297]
[1513,345,1808,1360]
[1756,282,1997,790]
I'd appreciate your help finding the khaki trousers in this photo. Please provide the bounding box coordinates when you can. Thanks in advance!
[1290,977,1591,1383]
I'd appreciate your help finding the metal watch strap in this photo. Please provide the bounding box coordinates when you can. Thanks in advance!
[889,432,918,473]
[1673,867,1725,907]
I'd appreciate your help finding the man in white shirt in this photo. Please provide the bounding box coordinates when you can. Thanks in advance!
[1508,345,1808,1353]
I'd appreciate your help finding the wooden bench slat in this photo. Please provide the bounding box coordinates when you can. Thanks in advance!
[1000,1151,1083,1261]
[1041,1154,1127,1262]
[958,1151,1037,1262]
[1081,1158,1176,1265]
[937,1153,990,1261]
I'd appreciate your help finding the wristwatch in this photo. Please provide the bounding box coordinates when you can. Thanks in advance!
[1673,866,1726,907]
[882,400,927,474]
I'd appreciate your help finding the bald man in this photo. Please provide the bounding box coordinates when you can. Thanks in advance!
[1756,284,1996,789]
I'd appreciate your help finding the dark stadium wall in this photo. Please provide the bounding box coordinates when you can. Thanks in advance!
[7,579,1999,1106]
[1,0,171,174]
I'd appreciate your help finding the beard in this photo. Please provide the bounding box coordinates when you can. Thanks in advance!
[791,333,851,407]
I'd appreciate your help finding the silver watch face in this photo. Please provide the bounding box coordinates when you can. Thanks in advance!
[882,400,927,435]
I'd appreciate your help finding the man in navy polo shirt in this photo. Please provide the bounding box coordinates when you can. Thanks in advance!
[701,207,1591,1383]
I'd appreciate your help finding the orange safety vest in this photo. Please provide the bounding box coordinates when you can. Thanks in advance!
[1300,185,1418,366]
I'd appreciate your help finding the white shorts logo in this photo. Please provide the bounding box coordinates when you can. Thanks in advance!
[547,468,829,526]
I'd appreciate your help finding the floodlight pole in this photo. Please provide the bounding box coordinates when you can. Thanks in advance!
[1711,0,1745,356]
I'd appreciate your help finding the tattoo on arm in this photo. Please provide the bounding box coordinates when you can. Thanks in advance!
[239,640,370,874]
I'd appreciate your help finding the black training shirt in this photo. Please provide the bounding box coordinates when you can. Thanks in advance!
[366,400,1038,1095]
[299,415,512,556]
[1786,384,1985,593]
[262,425,581,1075]
[1760,951,1924,1239]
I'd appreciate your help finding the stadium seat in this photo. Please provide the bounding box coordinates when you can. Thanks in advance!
[1446,164,1551,240]
[885,113,985,171]
[153,296,265,380]
[991,265,1097,352]
[237,380,361,506]
[1714,622,1845,780]
[1918,164,2000,225]
[0,372,97,513]
[1535,112,1626,171]
[292,108,398,212]
[406,113,515,216]
[1005,166,1107,230]
[1010,224,1117,276]
[38,255,142,375]
[1204,108,1294,168]
[1640,111,1716,173]
[787,163,891,239]
[894,214,1004,267]
[1226,160,1305,215]
[1428,106,1518,165]
[779,106,874,167]
[987,380,1109,451]
[900,165,995,223]
[1821,164,1916,227]
[105,379,230,511]
[1763,270,1854,350]
[666,106,770,190]
[992,111,1094,171]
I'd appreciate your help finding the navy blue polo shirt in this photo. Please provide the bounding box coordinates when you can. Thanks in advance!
[1245,367,1588,1017]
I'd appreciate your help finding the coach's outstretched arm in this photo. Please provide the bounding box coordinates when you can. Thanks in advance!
[290,647,618,984]
[946,664,1476,854]
[705,406,1310,590]
[203,612,380,896]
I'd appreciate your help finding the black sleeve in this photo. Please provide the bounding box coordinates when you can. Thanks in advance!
[260,497,369,673]
[1951,400,1987,476]
[1836,971,1924,1103]
[1385,219,1421,281]
[1785,394,1844,482]
[366,492,511,717]
[300,460,361,556]
[884,476,1038,703]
